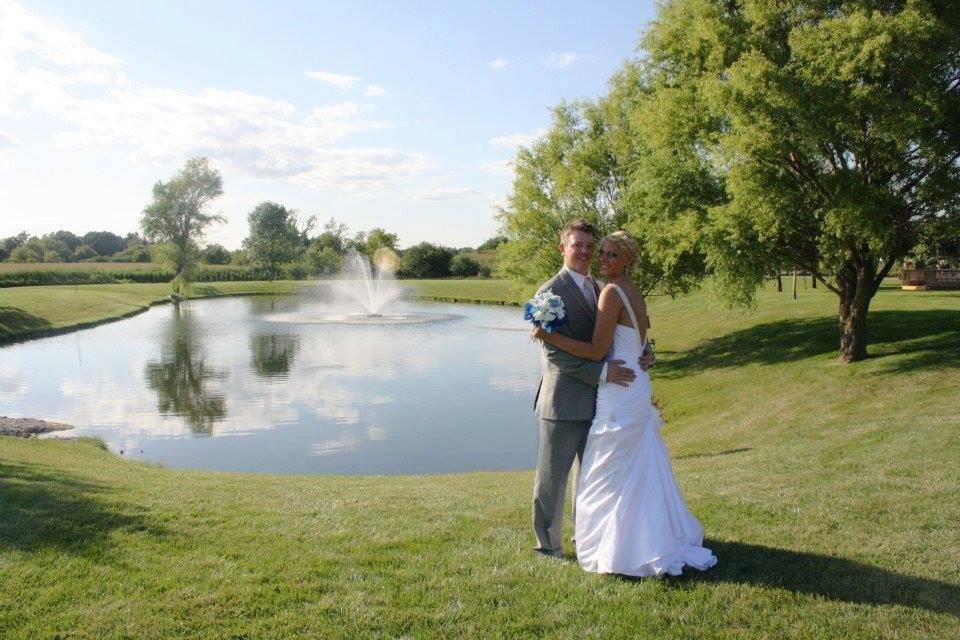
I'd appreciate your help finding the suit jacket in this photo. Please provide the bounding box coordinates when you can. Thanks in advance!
[533,269,604,421]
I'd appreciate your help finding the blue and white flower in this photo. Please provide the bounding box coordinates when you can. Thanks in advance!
[523,290,567,333]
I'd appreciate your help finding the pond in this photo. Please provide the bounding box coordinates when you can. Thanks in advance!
[0,286,543,475]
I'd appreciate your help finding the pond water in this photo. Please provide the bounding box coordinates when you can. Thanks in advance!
[0,286,543,475]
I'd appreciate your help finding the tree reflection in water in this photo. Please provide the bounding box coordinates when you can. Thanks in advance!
[250,333,300,377]
[144,304,227,435]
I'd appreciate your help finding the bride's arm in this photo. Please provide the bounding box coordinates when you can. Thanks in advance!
[534,287,622,361]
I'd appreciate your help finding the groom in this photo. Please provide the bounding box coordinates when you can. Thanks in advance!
[532,219,654,558]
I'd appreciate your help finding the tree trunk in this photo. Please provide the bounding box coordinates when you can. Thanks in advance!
[837,267,875,362]
[811,273,817,289]
[792,270,798,299]
[776,272,783,292]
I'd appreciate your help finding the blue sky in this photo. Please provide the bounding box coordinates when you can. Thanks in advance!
[0,0,656,249]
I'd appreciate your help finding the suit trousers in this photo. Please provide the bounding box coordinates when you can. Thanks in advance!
[532,417,591,553]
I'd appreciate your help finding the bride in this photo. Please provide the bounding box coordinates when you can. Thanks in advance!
[533,231,717,577]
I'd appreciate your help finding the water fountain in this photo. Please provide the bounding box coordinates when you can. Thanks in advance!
[263,248,458,326]
[337,248,404,317]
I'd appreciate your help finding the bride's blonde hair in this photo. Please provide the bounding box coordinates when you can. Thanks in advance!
[600,230,641,271]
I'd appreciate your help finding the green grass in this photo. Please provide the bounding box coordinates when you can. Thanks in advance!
[0,281,300,344]
[404,278,528,304]
[1,281,959,638]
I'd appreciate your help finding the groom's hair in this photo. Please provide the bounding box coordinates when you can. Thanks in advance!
[560,219,598,243]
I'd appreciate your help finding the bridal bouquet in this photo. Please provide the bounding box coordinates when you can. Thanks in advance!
[523,290,567,333]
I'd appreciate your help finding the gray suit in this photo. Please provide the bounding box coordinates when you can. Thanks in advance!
[532,268,604,554]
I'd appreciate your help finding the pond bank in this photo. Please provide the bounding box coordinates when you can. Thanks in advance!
[0,416,73,437]
[0,281,301,345]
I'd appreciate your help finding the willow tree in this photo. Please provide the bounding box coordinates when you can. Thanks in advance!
[141,157,225,294]
[498,66,707,296]
[642,0,960,361]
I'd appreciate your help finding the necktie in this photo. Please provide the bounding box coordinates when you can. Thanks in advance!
[583,276,597,308]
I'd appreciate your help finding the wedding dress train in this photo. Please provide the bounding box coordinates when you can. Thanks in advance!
[575,284,717,577]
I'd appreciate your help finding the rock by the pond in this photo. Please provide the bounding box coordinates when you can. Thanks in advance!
[0,416,74,437]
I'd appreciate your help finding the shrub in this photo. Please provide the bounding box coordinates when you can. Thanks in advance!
[450,254,481,277]
[397,242,454,279]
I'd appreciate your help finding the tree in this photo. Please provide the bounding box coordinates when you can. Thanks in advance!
[9,238,44,262]
[398,242,454,278]
[0,232,29,261]
[304,242,342,276]
[314,217,350,254]
[243,202,311,278]
[909,215,960,268]
[201,243,231,265]
[111,243,152,262]
[140,157,224,293]
[81,231,125,257]
[641,0,960,361]
[73,244,98,261]
[50,230,81,252]
[478,236,507,252]
[38,236,71,262]
[450,253,481,277]
[123,232,145,248]
[363,227,399,258]
[498,77,708,296]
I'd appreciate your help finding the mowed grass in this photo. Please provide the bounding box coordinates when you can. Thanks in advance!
[0,281,300,344]
[1,281,959,638]
[404,278,528,305]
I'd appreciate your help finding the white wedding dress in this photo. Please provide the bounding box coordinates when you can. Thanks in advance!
[575,284,717,577]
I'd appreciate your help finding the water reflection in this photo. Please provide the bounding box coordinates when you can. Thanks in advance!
[144,304,227,435]
[1,293,544,474]
[250,333,300,377]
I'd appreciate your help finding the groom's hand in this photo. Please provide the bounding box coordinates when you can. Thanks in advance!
[606,360,636,387]
[639,345,655,371]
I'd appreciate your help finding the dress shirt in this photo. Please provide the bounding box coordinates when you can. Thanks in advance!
[562,265,609,383]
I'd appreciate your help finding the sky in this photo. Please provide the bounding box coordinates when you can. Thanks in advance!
[0,0,657,249]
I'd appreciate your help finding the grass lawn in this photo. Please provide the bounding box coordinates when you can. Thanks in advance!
[0,281,300,344]
[1,280,958,638]
[404,278,528,305]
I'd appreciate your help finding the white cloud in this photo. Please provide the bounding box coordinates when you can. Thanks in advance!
[0,2,429,192]
[0,131,21,147]
[489,58,509,70]
[478,159,514,176]
[415,187,482,201]
[305,70,361,90]
[545,51,582,69]
[488,128,547,150]
[363,84,387,97]
[0,0,127,115]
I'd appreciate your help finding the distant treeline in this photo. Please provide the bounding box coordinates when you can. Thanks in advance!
[0,226,507,286]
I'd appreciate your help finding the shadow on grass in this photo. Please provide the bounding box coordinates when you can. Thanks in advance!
[0,306,52,336]
[646,540,959,616]
[657,310,960,377]
[0,459,163,556]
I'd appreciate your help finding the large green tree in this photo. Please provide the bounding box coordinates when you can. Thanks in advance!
[641,0,960,361]
[243,201,312,278]
[140,157,224,293]
[498,74,708,296]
